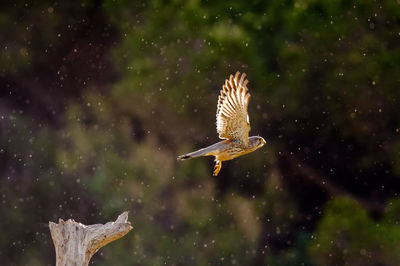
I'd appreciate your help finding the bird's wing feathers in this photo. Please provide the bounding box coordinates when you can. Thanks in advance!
[216,72,251,145]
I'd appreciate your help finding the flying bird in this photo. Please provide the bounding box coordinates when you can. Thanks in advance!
[177,71,266,176]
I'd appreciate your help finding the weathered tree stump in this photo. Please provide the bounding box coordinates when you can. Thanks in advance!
[49,211,133,266]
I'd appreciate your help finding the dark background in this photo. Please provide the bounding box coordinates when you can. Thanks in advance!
[1,0,400,265]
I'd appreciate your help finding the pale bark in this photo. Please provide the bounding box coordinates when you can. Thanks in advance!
[49,211,133,266]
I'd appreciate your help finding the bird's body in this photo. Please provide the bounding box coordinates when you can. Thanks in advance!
[178,72,265,176]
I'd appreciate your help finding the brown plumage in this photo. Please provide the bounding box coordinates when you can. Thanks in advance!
[178,71,266,176]
[216,71,251,145]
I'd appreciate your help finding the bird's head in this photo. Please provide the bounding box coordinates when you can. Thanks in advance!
[249,136,266,150]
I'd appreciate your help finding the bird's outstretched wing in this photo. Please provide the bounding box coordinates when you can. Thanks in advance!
[216,71,251,146]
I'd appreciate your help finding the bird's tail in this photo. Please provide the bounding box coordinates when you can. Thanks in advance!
[177,147,211,161]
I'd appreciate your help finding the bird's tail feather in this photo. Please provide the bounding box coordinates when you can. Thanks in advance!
[177,148,210,161]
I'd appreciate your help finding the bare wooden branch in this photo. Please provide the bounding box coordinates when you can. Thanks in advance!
[49,211,133,266]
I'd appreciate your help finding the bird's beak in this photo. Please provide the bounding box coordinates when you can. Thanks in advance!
[260,137,266,146]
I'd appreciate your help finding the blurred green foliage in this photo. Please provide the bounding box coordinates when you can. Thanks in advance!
[1,0,400,265]
[310,197,400,265]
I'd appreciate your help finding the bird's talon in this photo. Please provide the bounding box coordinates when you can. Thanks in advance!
[213,161,222,176]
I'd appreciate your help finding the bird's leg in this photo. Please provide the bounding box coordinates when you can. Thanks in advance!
[213,160,222,176]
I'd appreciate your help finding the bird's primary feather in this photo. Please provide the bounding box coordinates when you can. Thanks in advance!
[216,72,251,146]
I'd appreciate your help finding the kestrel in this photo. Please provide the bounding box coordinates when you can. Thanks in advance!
[177,71,266,176]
